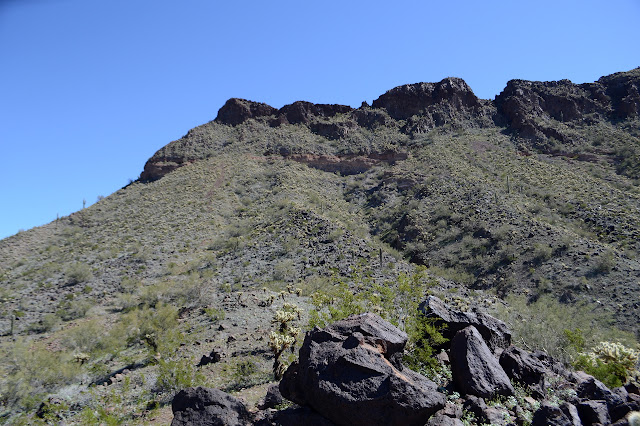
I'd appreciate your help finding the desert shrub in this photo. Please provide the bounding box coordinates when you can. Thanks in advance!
[61,319,106,354]
[591,250,616,275]
[531,243,552,264]
[203,307,225,323]
[573,341,639,388]
[403,312,448,374]
[65,262,93,285]
[306,267,445,379]
[1,339,78,410]
[27,313,60,333]
[156,357,205,393]
[492,294,637,364]
[56,297,94,321]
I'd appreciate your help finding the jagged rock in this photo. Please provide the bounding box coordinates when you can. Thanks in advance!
[614,386,630,401]
[425,413,464,426]
[462,395,487,420]
[372,77,480,121]
[611,401,640,423]
[499,345,548,397]
[171,387,252,426]
[462,395,510,425]
[278,101,353,125]
[450,326,514,399]
[576,376,624,411]
[215,98,278,126]
[532,403,577,426]
[532,351,573,380]
[494,68,640,145]
[626,382,640,395]
[279,312,446,426]
[577,400,611,425]
[560,403,583,426]
[418,296,511,352]
[254,406,336,426]
[197,348,224,366]
[258,383,284,410]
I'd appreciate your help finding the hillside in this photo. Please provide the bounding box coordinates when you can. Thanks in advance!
[0,68,639,424]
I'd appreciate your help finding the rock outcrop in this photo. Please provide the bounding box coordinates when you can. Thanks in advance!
[172,298,640,426]
[494,67,640,146]
[449,325,515,399]
[140,68,640,182]
[418,295,511,352]
[372,77,481,121]
[216,98,278,126]
[279,312,446,426]
[171,387,253,426]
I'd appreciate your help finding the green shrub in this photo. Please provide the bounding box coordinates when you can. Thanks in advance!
[56,298,94,321]
[573,341,639,388]
[65,262,93,285]
[492,294,637,364]
[591,250,616,275]
[403,312,448,374]
[156,357,205,393]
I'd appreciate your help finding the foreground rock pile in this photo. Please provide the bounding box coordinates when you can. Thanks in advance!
[171,297,640,425]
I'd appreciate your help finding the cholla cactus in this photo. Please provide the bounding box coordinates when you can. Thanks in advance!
[584,341,639,377]
[269,302,302,379]
[628,411,640,426]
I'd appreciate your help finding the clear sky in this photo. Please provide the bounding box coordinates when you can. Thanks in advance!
[1,0,638,240]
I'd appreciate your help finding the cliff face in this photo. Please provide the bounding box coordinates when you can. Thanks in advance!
[494,68,640,146]
[140,68,640,183]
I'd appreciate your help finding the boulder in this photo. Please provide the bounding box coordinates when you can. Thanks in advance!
[418,296,511,352]
[279,312,445,426]
[531,403,577,426]
[576,376,624,411]
[450,326,514,399]
[611,401,640,423]
[577,400,611,425]
[197,348,224,367]
[171,387,252,426]
[253,406,336,426]
[425,413,464,426]
[499,345,548,397]
[560,403,583,426]
[258,383,284,410]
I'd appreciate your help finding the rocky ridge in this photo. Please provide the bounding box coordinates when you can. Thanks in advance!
[140,68,640,182]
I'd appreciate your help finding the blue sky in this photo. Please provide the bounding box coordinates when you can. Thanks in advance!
[1,0,638,240]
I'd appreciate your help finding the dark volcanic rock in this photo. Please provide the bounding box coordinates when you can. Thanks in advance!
[171,387,252,426]
[254,406,336,426]
[258,383,284,410]
[531,403,576,426]
[499,345,548,397]
[279,312,445,426]
[577,400,611,425]
[278,101,353,125]
[215,98,278,126]
[197,348,224,367]
[576,376,624,411]
[450,326,514,399]
[418,295,511,352]
[494,68,640,145]
[372,77,480,121]
[599,68,640,119]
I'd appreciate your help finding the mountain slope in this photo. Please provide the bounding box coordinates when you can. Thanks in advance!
[1,68,639,424]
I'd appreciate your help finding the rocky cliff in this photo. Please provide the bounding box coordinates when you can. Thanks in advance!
[140,68,640,182]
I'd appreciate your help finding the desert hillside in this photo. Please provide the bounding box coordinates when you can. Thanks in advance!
[1,68,639,424]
